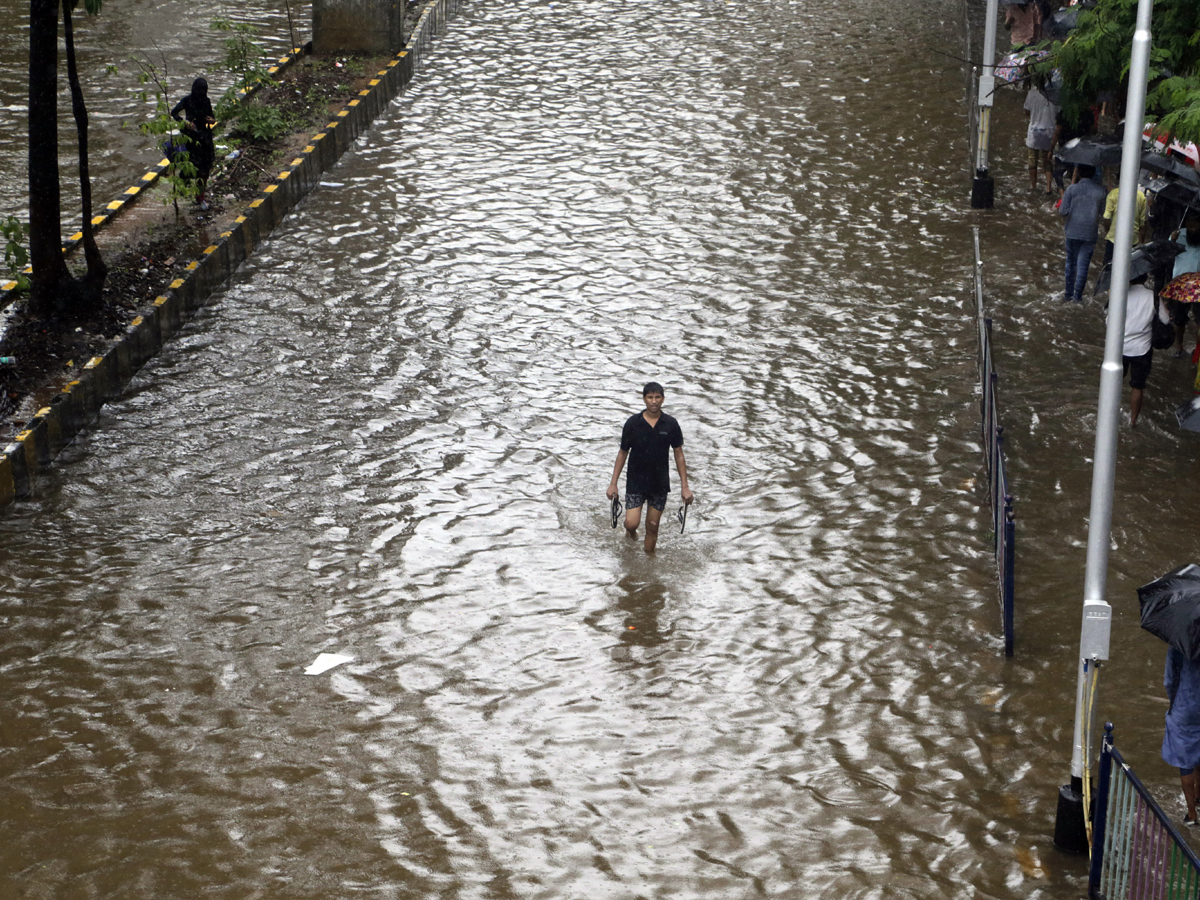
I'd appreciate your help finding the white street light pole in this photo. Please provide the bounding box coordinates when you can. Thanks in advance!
[1053,0,1155,855]
[971,0,1000,208]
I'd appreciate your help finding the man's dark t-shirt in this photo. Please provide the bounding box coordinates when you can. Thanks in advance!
[621,412,684,496]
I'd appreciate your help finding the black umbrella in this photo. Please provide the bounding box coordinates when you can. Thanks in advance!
[1141,152,1200,186]
[1139,565,1200,660]
[1057,135,1124,168]
[1176,395,1200,434]
[1044,7,1082,41]
[1153,179,1200,212]
[1094,239,1184,295]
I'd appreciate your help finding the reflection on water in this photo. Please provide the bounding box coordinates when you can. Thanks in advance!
[611,573,673,652]
[3,0,1200,897]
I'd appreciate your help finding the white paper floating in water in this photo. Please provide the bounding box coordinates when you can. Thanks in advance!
[304,653,354,676]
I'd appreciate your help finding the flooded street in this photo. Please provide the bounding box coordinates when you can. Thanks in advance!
[3,0,1200,896]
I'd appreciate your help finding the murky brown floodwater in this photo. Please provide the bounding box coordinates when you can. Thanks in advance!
[0,0,312,223]
[3,0,1200,896]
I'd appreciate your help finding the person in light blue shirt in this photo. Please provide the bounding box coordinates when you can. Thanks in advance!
[1164,646,1200,826]
[1058,163,1108,302]
[1173,223,1200,279]
[1169,220,1200,356]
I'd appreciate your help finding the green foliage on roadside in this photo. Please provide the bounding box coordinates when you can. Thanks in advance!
[1037,0,1200,140]
[235,105,287,141]
[211,17,288,142]
[212,17,275,95]
[2,217,30,291]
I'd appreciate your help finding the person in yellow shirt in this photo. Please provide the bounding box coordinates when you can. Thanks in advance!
[1097,186,1148,289]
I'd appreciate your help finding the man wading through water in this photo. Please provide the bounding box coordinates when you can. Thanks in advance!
[606,382,694,553]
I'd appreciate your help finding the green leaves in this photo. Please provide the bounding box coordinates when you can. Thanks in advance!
[212,17,273,94]
[2,217,30,291]
[1043,0,1200,139]
[235,105,286,141]
[210,18,283,142]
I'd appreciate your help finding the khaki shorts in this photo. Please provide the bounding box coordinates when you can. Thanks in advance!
[1028,147,1050,168]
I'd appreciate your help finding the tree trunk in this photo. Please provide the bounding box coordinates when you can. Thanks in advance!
[28,0,73,313]
[62,0,105,302]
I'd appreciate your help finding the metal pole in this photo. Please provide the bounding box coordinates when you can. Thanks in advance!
[971,0,1000,208]
[1088,723,1115,898]
[1055,0,1154,854]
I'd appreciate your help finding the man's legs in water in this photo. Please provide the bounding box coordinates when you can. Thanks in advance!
[624,502,665,553]
[643,506,664,553]
[624,503,642,541]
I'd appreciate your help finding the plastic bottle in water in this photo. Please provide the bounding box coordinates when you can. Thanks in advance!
[0,357,16,365]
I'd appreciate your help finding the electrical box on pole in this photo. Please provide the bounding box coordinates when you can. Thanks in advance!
[1081,602,1112,662]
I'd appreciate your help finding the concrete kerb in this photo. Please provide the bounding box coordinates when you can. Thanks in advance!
[0,44,312,306]
[0,0,460,508]
[0,45,311,304]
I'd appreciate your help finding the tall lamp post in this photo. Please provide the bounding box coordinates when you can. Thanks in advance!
[1053,0,1155,855]
[971,0,1000,208]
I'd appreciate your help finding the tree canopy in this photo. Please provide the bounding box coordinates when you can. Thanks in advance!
[1041,0,1200,141]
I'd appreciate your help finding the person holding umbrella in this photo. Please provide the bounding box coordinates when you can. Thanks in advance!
[1165,220,1200,356]
[1059,163,1107,303]
[1140,565,1200,824]
[1164,646,1200,826]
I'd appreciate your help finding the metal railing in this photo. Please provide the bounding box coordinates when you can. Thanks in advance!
[1090,723,1200,899]
[973,227,1016,657]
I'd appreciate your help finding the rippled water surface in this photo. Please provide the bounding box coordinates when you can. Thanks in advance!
[4,0,1200,897]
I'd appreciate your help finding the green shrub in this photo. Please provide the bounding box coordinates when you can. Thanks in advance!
[2,217,30,291]
[231,105,287,142]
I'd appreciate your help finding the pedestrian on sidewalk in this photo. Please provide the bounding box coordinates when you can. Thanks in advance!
[1168,220,1200,356]
[170,77,216,208]
[1024,80,1058,194]
[1108,271,1170,427]
[1058,163,1107,303]
[1098,185,1148,275]
[1004,1,1042,48]
[1163,646,1200,826]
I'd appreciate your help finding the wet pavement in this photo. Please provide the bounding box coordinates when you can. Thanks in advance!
[2,0,1200,897]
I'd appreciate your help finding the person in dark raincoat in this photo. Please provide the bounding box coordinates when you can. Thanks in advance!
[170,77,216,206]
[1163,646,1200,825]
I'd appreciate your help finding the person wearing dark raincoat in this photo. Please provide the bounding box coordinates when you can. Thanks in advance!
[1163,646,1200,825]
[170,77,216,204]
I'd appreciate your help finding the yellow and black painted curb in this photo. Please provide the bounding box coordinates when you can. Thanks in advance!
[0,0,462,508]
[0,44,312,298]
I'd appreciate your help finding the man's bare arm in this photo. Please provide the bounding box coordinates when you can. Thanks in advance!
[674,446,694,505]
[607,449,628,500]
